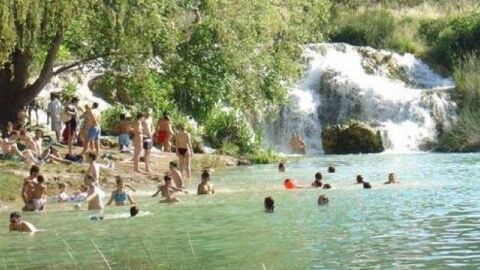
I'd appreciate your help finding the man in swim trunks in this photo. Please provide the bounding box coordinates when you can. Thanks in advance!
[133,113,144,173]
[9,212,37,235]
[156,112,174,152]
[175,124,193,180]
[117,113,131,153]
[65,97,79,155]
[31,175,47,211]
[21,166,40,211]
[86,102,102,156]
[141,110,153,173]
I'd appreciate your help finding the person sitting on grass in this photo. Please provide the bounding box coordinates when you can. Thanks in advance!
[19,130,42,158]
[107,176,136,206]
[130,206,140,217]
[0,132,38,164]
[9,212,37,235]
[197,170,215,195]
[41,147,73,165]
[311,172,323,188]
[264,197,275,213]
[384,173,400,184]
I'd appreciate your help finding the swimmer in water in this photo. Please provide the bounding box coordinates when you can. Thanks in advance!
[356,175,364,184]
[9,212,37,235]
[311,172,323,188]
[152,175,185,199]
[278,162,285,172]
[328,166,335,173]
[197,170,215,195]
[317,195,329,205]
[384,173,399,184]
[106,176,136,206]
[322,183,332,189]
[264,197,275,213]
[130,206,140,217]
[363,182,372,189]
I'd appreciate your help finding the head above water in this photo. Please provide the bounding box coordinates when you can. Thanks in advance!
[10,212,21,223]
[201,170,211,181]
[363,182,372,189]
[388,173,396,183]
[322,183,332,189]
[130,206,139,217]
[264,196,275,212]
[318,195,329,205]
[315,172,322,181]
[278,162,285,172]
[328,166,335,173]
[356,174,364,184]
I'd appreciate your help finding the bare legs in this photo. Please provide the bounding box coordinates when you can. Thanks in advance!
[178,154,191,180]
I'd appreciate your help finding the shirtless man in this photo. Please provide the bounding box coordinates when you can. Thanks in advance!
[117,113,131,152]
[156,112,174,152]
[86,103,102,155]
[133,113,144,173]
[169,161,184,189]
[197,170,215,195]
[31,175,47,211]
[86,152,108,186]
[142,111,153,173]
[22,166,40,211]
[175,124,193,180]
[152,175,184,199]
[9,212,37,235]
[84,175,104,211]
[0,133,37,162]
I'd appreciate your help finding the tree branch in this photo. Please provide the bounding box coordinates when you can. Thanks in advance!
[53,55,106,76]
[25,30,64,101]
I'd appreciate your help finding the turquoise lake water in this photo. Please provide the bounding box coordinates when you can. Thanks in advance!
[0,153,480,269]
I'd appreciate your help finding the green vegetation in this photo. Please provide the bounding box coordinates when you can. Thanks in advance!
[440,56,480,151]
[0,171,22,201]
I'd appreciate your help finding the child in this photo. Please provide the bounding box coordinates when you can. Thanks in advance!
[197,170,215,195]
[169,161,184,189]
[32,175,47,211]
[70,185,88,202]
[106,176,136,206]
[9,212,37,235]
[264,197,275,213]
[58,183,69,202]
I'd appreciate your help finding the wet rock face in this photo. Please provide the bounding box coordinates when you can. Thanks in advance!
[322,123,384,154]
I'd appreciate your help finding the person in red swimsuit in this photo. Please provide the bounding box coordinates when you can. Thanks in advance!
[155,112,173,152]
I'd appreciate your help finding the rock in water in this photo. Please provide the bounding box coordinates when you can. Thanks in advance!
[322,123,384,154]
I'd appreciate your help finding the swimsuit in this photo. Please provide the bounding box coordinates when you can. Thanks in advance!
[33,198,45,210]
[114,191,128,203]
[156,131,170,144]
[88,126,101,140]
[143,138,152,150]
[178,148,188,156]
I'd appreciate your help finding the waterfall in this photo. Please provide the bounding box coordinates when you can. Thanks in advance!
[265,43,457,153]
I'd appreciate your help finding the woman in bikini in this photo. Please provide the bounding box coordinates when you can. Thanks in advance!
[107,176,136,206]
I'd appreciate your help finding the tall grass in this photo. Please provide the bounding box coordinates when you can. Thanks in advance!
[440,55,480,151]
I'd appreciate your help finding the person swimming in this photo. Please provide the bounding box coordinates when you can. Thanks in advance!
[284,179,297,189]
[363,182,372,189]
[322,183,332,189]
[356,175,364,184]
[9,212,37,235]
[197,170,215,195]
[327,166,336,173]
[384,173,399,184]
[311,172,323,188]
[278,162,285,172]
[264,197,275,213]
[317,195,329,205]
[130,206,140,217]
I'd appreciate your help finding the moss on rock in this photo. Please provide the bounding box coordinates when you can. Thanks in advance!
[322,122,384,154]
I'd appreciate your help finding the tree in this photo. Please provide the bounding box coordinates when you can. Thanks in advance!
[0,0,176,129]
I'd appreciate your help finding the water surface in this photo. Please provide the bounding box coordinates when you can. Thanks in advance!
[1,153,480,269]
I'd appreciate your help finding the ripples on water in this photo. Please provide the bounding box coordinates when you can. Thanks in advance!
[0,153,480,269]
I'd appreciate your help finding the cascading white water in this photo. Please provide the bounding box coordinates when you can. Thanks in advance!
[265,43,457,153]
